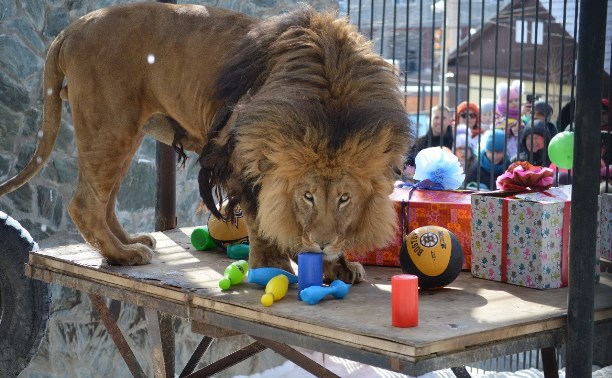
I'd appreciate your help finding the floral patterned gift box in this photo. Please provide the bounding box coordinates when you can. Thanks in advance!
[470,187,571,289]
[346,185,473,269]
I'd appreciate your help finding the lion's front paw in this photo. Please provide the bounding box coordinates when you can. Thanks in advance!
[324,254,366,284]
[130,233,157,249]
[104,243,153,266]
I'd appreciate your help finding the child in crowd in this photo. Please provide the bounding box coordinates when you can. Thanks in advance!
[465,129,509,190]
[453,131,475,174]
[479,100,494,131]
[513,120,552,166]
[495,81,523,158]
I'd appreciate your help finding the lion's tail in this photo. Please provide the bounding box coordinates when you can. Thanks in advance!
[0,33,65,196]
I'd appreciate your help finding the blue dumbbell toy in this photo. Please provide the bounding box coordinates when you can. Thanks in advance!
[299,280,351,305]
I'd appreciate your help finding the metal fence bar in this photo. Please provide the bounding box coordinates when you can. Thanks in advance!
[567,1,608,376]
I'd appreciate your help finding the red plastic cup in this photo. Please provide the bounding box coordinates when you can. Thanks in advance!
[391,274,418,327]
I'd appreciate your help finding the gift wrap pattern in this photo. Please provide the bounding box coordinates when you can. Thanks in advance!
[346,187,472,269]
[601,193,612,261]
[471,188,571,289]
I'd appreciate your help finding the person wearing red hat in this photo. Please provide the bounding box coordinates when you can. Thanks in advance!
[455,101,482,151]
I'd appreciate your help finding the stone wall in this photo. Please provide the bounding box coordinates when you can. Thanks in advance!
[0,0,336,376]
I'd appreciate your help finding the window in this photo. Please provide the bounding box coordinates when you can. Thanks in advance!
[515,19,544,45]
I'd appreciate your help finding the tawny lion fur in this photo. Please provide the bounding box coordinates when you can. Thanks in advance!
[0,3,411,283]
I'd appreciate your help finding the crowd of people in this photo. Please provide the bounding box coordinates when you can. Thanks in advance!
[403,81,611,193]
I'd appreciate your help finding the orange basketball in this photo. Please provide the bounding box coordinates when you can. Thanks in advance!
[399,226,463,289]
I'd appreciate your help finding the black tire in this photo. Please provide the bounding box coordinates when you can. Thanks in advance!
[0,212,50,377]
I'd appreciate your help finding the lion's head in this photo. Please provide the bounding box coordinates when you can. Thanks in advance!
[199,6,411,259]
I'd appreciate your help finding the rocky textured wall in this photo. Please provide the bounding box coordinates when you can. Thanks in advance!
[0,0,336,376]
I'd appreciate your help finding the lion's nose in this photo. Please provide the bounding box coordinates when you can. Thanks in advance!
[317,242,330,251]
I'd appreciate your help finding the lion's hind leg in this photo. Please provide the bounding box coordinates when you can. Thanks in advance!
[67,111,153,265]
[105,177,157,250]
[104,136,156,251]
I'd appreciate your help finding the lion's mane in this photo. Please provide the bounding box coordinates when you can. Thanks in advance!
[199,5,411,254]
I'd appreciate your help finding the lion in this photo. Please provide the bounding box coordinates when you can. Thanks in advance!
[0,3,411,283]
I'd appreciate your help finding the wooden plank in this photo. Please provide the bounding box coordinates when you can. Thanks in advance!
[25,227,612,365]
[25,264,191,318]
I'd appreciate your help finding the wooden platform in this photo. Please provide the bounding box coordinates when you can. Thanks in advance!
[25,227,612,376]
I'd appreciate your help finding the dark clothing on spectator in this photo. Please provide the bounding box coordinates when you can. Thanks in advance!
[465,163,497,190]
[405,126,453,166]
[514,120,552,166]
[544,121,558,139]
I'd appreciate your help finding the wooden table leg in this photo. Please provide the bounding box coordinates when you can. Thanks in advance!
[158,312,175,377]
[541,347,559,378]
[178,336,213,377]
[145,308,169,378]
[185,341,267,377]
[88,294,146,378]
[252,336,341,378]
[450,366,472,377]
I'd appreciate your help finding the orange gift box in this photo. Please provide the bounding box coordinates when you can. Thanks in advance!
[345,187,472,270]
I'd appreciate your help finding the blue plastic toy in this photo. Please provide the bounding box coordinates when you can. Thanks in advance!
[298,252,323,300]
[299,280,351,305]
[248,267,298,286]
[226,244,249,259]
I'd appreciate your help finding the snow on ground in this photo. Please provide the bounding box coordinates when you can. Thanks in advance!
[232,351,612,378]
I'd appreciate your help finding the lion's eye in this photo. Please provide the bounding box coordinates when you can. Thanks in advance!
[304,192,314,203]
[339,193,350,206]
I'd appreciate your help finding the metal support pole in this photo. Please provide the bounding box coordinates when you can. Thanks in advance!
[568,1,608,377]
[153,4,179,376]
[155,141,177,232]
[154,126,177,378]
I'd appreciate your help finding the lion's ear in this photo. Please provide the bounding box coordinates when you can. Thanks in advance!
[257,159,276,174]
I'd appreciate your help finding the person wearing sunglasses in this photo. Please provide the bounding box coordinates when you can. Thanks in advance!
[455,101,482,152]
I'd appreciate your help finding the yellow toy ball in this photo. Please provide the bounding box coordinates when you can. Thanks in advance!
[207,200,249,250]
[399,225,463,289]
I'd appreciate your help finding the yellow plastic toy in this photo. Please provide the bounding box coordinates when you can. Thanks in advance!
[261,274,289,307]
